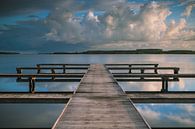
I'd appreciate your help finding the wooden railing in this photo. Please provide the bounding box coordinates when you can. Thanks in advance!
[0,64,90,93]
[36,63,89,73]
[0,64,195,93]
[112,73,195,92]
[106,64,179,74]
[105,64,195,93]
[16,64,89,80]
[0,73,194,93]
[105,63,159,66]
[0,73,85,93]
[17,66,89,74]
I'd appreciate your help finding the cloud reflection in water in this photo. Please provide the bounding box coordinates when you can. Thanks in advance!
[136,104,195,127]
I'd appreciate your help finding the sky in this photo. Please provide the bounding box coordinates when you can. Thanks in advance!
[0,0,195,52]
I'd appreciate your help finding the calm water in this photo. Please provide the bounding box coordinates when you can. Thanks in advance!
[0,54,195,128]
[0,104,65,128]
[136,103,195,127]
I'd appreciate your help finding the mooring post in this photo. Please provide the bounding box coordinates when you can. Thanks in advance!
[29,77,35,93]
[63,64,66,73]
[129,64,132,73]
[37,65,41,74]
[161,77,168,93]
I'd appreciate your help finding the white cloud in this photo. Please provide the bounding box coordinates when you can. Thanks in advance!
[170,78,186,91]
[178,79,185,90]
[120,81,161,91]
[92,40,195,50]
[165,19,186,39]
[142,82,161,91]
[137,106,161,122]
[44,1,195,48]
[166,115,194,125]
[180,104,195,113]
[44,9,84,43]
[85,10,99,22]
[137,104,195,127]
[165,104,195,126]
[182,4,195,17]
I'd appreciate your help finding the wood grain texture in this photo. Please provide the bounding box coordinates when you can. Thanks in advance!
[53,64,150,129]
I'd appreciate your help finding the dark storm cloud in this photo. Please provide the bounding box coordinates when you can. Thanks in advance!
[0,0,63,16]
[0,0,195,52]
[0,23,88,52]
[0,0,139,17]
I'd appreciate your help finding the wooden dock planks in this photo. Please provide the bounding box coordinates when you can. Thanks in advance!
[53,64,150,129]
[0,93,72,103]
[127,92,195,103]
[1,92,195,103]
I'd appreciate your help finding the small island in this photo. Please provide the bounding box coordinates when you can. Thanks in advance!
[51,49,195,54]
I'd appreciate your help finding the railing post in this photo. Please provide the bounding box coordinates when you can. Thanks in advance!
[63,64,66,73]
[140,68,144,80]
[16,68,22,81]
[37,65,41,74]
[129,65,131,73]
[29,77,35,93]
[161,77,168,93]
[141,68,144,74]
[173,68,179,81]
[51,68,55,80]
[154,64,158,74]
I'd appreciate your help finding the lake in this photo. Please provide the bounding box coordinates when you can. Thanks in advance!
[0,54,195,128]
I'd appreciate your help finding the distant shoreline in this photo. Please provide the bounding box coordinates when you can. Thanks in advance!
[0,52,20,54]
[1,49,195,54]
[42,49,195,54]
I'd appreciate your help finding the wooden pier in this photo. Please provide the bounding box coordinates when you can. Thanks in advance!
[52,64,150,129]
[0,92,72,103]
[126,92,195,103]
[1,92,195,104]
[1,63,195,128]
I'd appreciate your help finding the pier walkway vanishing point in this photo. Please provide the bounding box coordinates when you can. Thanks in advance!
[53,64,150,129]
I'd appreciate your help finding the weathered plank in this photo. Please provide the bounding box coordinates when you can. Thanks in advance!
[37,64,90,66]
[108,67,179,70]
[1,92,195,103]
[127,92,195,103]
[0,93,72,103]
[17,67,89,70]
[53,64,150,129]
[17,78,81,82]
[105,64,159,66]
